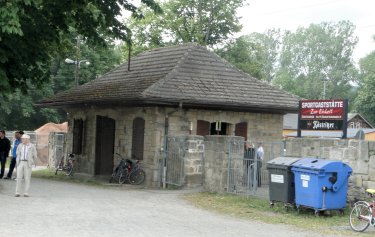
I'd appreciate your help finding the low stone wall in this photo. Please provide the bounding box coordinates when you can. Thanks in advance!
[182,136,205,188]
[203,136,244,193]
[166,135,245,192]
[286,138,375,201]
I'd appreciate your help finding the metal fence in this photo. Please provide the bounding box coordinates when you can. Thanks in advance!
[227,140,285,197]
[161,136,186,186]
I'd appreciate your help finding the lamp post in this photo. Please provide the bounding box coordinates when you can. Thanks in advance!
[65,58,90,87]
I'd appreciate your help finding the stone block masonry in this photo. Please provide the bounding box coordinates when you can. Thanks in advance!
[286,139,375,201]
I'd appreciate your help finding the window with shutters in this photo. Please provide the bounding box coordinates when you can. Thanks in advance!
[235,122,248,140]
[131,117,145,160]
[197,120,210,136]
[72,119,84,154]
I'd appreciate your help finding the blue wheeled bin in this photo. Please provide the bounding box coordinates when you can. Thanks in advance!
[291,158,352,215]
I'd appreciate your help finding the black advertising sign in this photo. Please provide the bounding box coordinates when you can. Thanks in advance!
[297,99,348,138]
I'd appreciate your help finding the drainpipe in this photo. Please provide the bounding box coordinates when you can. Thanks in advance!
[162,102,183,189]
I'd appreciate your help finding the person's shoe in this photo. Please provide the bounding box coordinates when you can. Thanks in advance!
[23,194,29,197]
[15,194,20,197]
[4,177,10,180]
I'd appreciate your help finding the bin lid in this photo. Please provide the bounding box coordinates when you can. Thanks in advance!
[267,157,300,169]
[291,158,352,173]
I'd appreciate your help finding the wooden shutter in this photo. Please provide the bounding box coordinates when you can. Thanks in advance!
[235,122,248,140]
[197,120,210,136]
[72,119,83,154]
[131,117,145,160]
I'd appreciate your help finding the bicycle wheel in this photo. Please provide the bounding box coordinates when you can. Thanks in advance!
[119,170,128,184]
[65,163,74,176]
[349,202,371,232]
[129,169,145,185]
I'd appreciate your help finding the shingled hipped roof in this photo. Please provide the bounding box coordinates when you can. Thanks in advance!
[38,44,299,113]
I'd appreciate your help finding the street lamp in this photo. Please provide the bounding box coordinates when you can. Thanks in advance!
[65,58,90,87]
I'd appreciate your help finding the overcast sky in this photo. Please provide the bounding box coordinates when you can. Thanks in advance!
[238,0,375,62]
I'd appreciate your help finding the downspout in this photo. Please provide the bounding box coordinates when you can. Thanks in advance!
[163,102,183,189]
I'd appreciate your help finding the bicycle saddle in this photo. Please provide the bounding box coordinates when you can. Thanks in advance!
[366,189,375,195]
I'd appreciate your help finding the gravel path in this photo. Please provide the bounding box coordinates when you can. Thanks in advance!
[0,178,332,237]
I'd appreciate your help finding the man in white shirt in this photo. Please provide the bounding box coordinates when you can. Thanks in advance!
[15,134,37,197]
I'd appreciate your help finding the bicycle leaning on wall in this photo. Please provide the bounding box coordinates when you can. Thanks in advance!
[349,189,375,232]
[109,153,145,185]
[55,154,75,176]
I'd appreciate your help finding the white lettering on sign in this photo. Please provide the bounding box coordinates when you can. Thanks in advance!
[271,174,284,184]
[302,180,309,188]
[301,101,344,109]
[312,121,334,129]
[301,174,310,181]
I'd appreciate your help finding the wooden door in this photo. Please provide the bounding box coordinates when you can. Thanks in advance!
[197,120,210,136]
[95,116,115,175]
[235,122,248,140]
[131,117,145,160]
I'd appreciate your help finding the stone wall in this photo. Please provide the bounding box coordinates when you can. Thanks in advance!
[64,105,283,188]
[184,136,205,187]
[203,136,244,193]
[286,138,375,201]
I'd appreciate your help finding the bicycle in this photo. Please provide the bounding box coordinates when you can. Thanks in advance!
[109,153,145,185]
[349,189,375,232]
[55,154,75,176]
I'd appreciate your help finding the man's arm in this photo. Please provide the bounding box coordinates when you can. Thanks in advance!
[32,145,38,166]
[5,138,11,156]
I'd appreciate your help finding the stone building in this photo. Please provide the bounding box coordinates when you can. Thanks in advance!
[38,44,299,186]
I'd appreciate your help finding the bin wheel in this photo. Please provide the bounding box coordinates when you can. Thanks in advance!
[314,210,321,217]
[284,204,289,212]
[338,209,344,215]
[270,202,274,208]
[296,207,301,214]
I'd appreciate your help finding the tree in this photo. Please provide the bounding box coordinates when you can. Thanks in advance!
[354,46,375,126]
[0,40,123,130]
[216,29,282,82]
[0,0,161,94]
[125,0,245,48]
[273,21,358,100]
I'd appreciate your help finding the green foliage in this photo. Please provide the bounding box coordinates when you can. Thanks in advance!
[354,49,375,126]
[274,21,358,100]
[126,0,245,49]
[0,83,61,130]
[216,29,282,82]
[0,0,161,94]
[164,0,244,46]
[0,39,123,130]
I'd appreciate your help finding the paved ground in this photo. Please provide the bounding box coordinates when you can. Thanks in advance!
[0,177,336,237]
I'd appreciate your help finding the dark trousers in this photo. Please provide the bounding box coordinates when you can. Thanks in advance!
[0,152,6,178]
[7,158,16,178]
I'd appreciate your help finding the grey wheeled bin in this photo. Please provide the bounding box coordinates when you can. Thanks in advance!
[267,157,300,209]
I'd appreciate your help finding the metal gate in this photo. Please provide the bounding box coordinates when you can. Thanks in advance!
[161,136,185,186]
[48,132,65,168]
[227,140,284,197]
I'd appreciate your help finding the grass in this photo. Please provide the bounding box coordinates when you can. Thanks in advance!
[184,192,374,236]
[32,168,102,186]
